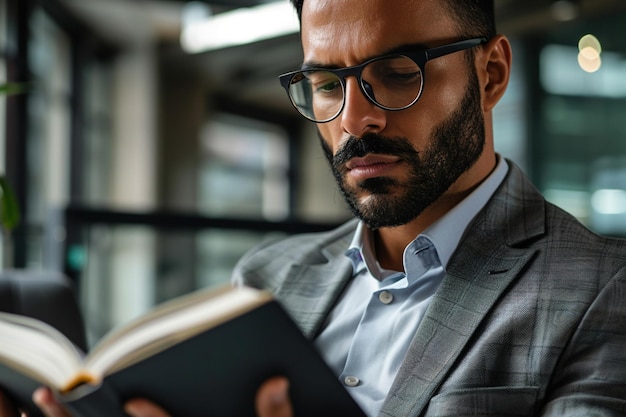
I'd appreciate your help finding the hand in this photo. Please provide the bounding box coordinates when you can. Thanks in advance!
[1,377,292,417]
[124,376,293,417]
[32,388,72,417]
[0,387,70,417]
[253,377,292,417]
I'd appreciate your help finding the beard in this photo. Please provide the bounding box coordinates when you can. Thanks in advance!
[319,68,485,230]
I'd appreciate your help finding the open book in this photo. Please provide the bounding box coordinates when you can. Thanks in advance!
[0,285,365,417]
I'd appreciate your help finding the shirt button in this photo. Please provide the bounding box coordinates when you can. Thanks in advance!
[344,376,360,387]
[379,290,394,304]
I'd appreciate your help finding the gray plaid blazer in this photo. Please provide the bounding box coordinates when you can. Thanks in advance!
[232,161,626,416]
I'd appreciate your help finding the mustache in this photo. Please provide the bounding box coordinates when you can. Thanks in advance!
[333,133,419,166]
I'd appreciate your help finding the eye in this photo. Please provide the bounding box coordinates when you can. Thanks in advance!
[316,79,341,93]
[306,71,342,95]
[386,68,422,83]
[368,57,422,86]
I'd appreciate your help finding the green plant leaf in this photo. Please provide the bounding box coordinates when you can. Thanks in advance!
[0,177,20,230]
[0,83,31,96]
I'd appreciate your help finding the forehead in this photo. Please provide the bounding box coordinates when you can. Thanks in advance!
[300,0,459,64]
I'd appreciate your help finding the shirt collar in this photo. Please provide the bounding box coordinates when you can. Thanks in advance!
[346,156,509,277]
[345,220,376,276]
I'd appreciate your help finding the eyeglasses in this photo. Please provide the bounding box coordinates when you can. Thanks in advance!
[279,37,486,123]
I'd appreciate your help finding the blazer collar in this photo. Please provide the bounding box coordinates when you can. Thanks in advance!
[479,160,546,247]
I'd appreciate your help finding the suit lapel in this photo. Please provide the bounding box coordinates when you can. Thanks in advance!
[379,161,546,417]
[379,246,537,417]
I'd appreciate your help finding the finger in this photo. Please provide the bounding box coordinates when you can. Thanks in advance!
[32,388,72,417]
[124,399,172,417]
[255,377,293,417]
[0,390,19,417]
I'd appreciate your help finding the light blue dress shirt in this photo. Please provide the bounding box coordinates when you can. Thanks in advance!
[314,157,509,416]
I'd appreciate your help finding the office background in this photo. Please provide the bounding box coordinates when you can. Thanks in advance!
[1,0,625,345]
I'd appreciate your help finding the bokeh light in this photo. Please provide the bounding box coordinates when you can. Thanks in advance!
[577,34,603,73]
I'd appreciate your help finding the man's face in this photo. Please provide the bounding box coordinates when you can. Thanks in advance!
[301,0,489,229]
[319,71,485,229]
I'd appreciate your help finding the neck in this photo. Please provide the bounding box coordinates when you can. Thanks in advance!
[373,199,455,271]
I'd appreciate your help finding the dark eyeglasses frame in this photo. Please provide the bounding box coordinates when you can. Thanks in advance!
[279,37,487,123]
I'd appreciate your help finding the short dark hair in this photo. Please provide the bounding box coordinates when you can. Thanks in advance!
[288,0,496,39]
[443,0,496,39]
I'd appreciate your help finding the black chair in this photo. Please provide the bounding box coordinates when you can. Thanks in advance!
[0,269,87,351]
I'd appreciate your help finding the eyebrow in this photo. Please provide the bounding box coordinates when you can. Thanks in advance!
[299,42,430,71]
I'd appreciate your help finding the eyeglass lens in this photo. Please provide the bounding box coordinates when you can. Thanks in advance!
[287,55,424,122]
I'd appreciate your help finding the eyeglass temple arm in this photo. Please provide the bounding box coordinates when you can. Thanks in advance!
[425,38,487,61]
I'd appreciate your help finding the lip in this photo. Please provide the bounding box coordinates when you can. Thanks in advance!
[345,154,402,181]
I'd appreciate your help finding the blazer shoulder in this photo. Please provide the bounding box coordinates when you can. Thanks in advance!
[232,219,358,286]
[544,200,626,258]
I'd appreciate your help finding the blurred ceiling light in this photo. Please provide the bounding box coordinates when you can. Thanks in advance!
[577,34,603,73]
[181,1,213,26]
[551,0,579,21]
[541,44,626,97]
[181,1,299,53]
[591,189,626,215]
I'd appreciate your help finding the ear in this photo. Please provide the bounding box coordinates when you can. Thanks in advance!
[477,35,512,112]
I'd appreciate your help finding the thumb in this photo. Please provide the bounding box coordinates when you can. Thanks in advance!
[32,387,72,417]
[255,377,292,417]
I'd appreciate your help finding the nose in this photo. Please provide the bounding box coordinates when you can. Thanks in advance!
[340,77,387,137]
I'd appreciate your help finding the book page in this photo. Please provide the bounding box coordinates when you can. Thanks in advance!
[0,313,84,389]
[85,285,272,377]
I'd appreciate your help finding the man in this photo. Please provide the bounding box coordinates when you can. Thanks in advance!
[234,0,626,414]
[5,0,626,416]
